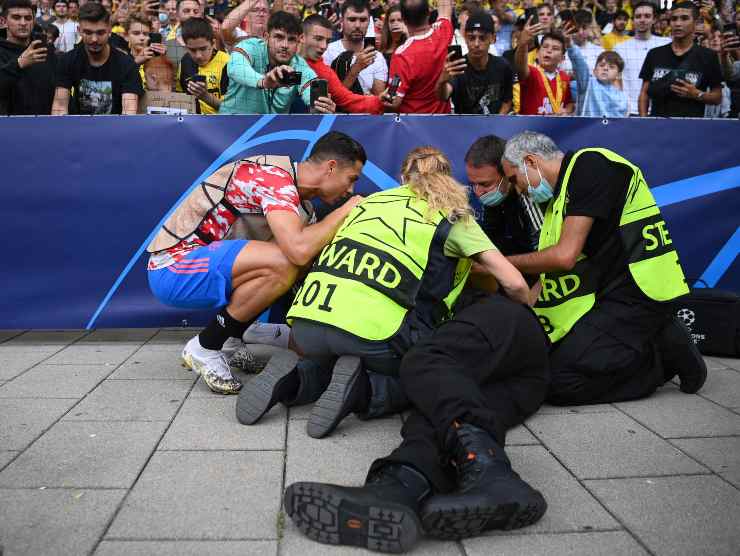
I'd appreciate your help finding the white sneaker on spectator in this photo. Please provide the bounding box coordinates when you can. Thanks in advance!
[242,322,291,349]
[181,336,242,395]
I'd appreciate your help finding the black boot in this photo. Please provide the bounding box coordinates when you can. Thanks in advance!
[235,351,300,425]
[656,316,707,394]
[421,423,547,540]
[307,356,369,439]
[284,464,430,554]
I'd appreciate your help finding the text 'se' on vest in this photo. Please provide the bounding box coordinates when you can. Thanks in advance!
[534,148,689,343]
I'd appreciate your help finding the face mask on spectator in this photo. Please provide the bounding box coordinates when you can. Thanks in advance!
[524,162,553,203]
[159,12,169,24]
[478,177,507,207]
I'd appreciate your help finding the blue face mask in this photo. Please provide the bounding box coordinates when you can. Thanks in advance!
[524,162,554,203]
[159,12,169,24]
[476,176,507,207]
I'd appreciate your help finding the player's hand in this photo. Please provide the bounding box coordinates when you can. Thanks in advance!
[18,40,48,69]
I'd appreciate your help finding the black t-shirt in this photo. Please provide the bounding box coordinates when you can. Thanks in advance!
[639,43,723,118]
[451,54,513,114]
[56,45,143,114]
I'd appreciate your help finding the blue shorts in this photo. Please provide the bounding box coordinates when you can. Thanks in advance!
[148,240,248,309]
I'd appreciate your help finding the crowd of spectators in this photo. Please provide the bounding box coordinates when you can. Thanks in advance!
[1,0,738,116]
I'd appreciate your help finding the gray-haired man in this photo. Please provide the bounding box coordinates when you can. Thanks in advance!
[501,131,705,405]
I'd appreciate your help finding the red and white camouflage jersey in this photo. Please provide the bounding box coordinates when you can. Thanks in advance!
[148,161,301,270]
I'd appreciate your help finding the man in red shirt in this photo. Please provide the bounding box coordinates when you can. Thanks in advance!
[514,18,574,115]
[382,0,453,113]
[300,14,384,114]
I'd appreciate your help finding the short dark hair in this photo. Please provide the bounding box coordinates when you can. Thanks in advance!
[181,17,214,42]
[597,50,625,72]
[78,1,109,23]
[573,9,593,27]
[54,0,69,6]
[633,1,657,16]
[537,3,554,14]
[614,9,630,20]
[541,31,566,51]
[308,131,367,167]
[45,22,60,39]
[267,10,302,36]
[671,1,699,19]
[2,0,33,16]
[464,135,506,174]
[342,0,369,17]
[303,13,333,34]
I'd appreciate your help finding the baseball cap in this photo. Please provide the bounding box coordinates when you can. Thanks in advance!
[465,11,495,34]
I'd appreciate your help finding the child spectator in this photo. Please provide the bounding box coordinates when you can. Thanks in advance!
[569,45,628,116]
[177,16,229,113]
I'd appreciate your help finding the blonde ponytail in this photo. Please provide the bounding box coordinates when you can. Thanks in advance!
[400,146,473,224]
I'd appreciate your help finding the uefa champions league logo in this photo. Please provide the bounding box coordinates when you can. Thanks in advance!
[676,308,696,327]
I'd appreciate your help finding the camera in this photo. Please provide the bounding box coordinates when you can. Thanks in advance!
[279,71,302,86]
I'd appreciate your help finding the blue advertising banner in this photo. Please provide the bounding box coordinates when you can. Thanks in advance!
[1,114,738,329]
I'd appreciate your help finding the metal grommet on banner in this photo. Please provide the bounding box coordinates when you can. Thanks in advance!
[177,116,184,123]
[394,113,401,123]
[602,117,609,125]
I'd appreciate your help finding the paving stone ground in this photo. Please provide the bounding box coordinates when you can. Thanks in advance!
[0,329,738,556]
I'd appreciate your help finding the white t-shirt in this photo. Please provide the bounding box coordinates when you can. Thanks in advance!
[322,39,388,94]
[54,19,78,53]
[614,35,672,114]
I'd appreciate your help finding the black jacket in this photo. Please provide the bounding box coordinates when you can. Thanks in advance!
[0,38,57,115]
[480,192,542,257]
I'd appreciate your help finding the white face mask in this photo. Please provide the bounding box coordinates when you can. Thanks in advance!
[524,161,554,203]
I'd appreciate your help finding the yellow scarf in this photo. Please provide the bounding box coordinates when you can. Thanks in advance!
[534,65,564,114]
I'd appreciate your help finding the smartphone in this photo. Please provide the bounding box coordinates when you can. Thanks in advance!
[207,6,215,17]
[148,32,162,44]
[310,79,329,110]
[30,28,47,48]
[280,71,302,86]
[723,23,737,35]
[189,74,207,84]
[388,74,401,98]
[525,7,539,25]
[363,36,376,50]
[670,69,688,83]
[447,44,463,60]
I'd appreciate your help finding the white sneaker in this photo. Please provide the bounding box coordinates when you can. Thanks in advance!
[242,322,291,349]
[181,336,242,395]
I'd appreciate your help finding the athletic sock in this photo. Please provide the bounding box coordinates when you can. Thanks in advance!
[199,308,255,351]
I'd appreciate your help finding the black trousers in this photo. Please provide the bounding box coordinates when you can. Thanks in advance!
[547,294,671,406]
[370,295,550,493]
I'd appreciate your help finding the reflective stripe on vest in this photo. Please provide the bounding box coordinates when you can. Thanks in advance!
[534,148,688,343]
[286,186,465,342]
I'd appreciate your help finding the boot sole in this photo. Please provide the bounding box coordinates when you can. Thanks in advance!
[660,318,707,394]
[421,491,547,540]
[307,356,362,439]
[235,350,299,425]
[284,482,421,553]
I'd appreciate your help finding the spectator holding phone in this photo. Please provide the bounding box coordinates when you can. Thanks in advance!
[220,11,332,114]
[52,2,143,114]
[177,17,229,113]
[125,11,166,67]
[719,15,740,116]
[514,17,574,115]
[638,1,723,117]
[300,14,384,113]
[322,0,388,95]
[382,0,455,114]
[0,0,57,114]
[436,10,514,114]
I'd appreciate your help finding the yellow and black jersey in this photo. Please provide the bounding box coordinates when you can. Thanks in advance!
[177,50,230,114]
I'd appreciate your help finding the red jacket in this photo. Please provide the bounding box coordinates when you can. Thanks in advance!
[306,57,383,115]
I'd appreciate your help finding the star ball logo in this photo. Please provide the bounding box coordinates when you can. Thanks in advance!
[676,307,705,345]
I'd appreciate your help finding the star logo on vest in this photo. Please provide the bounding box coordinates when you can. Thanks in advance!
[341,195,433,245]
